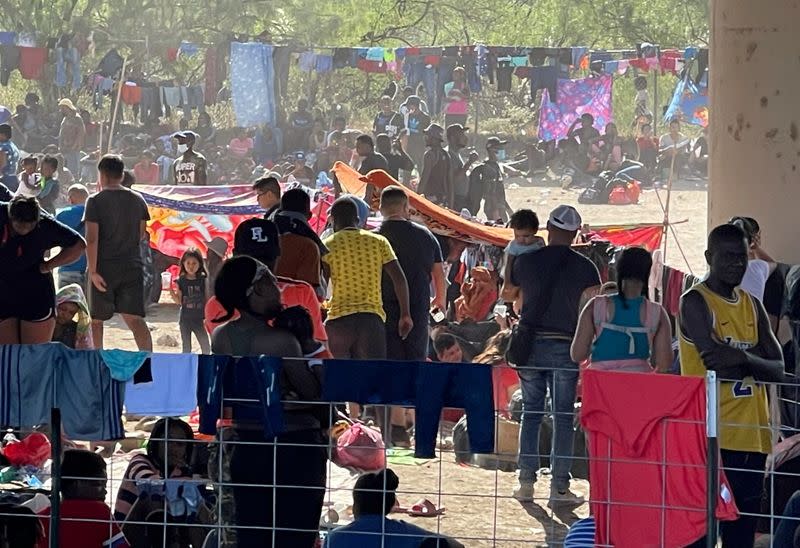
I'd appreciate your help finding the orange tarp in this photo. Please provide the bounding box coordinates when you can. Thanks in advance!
[332,162,514,247]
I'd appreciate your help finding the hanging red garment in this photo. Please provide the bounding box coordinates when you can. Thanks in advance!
[120,83,142,105]
[664,267,685,316]
[17,47,48,80]
[581,370,739,548]
[629,58,650,72]
[356,58,386,73]
[166,47,178,62]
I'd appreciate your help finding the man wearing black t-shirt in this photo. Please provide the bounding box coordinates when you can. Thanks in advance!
[373,96,405,139]
[417,124,452,208]
[378,186,446,446]
[510,205,600,506]
[376,134,414,182]
[378,185,445,360]
[287,98,314,152]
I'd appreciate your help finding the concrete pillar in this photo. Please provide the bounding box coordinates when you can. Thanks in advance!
[709,0,800,262]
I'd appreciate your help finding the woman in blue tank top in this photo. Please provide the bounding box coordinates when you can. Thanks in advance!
[571,247,673,372]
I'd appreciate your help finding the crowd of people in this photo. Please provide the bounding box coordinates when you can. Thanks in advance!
[0,83,790,548]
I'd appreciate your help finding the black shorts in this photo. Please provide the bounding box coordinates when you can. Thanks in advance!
[0,274,56,322]
[90,265,146,321]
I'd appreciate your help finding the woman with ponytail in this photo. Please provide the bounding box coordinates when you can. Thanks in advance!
[571,247,673,373]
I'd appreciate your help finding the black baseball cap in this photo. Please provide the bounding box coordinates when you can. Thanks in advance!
[486,136,508,149]
[446,124,470,138]
[233,218,281,264]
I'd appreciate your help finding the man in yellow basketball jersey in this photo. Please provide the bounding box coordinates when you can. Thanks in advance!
[680,223,784,548]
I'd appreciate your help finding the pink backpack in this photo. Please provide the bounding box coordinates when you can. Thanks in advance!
[591,294,661,372]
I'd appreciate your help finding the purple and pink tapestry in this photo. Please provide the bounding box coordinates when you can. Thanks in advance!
[537,75,613,142]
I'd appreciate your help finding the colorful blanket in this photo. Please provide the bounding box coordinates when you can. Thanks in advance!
[538,75,613,142]
[138,184,332,258]
[664,77,709,128]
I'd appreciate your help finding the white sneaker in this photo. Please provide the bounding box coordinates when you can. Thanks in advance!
[512,483,535,502]
[547,489,585,508]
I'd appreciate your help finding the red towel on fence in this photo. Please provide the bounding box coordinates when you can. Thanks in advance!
[581,370,738,548]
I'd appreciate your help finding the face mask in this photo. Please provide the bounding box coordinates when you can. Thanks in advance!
[177,144,188,154]
[495,149,507,161]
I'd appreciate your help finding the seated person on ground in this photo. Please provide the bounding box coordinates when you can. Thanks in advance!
[114,418,199,523]
[53,284,94,349]
[324,468,464,547]
[39,449,129,547]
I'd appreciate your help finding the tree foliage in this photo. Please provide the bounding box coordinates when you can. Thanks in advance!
[0,0,708,133]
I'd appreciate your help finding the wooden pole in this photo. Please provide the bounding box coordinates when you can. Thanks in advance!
[661,149,678,264]
[106,57,128,154]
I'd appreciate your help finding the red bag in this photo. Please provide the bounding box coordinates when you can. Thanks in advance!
[333,422,386,472]
[3,433,51,468]
[608,181,641,205]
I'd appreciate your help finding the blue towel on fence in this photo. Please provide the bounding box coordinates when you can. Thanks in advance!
[230,42,276,127]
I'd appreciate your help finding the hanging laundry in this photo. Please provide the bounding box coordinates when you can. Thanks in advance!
[197,355,285,439]
[0,32,16,46]
[664,76,709,128]
[0,344,125,441]
[0,45,20,86]
[322,359,495,459]
[685,46,699,60]
[581,370,739,548]
[230,42,277,127]
[496,60,513,92]
[538,74,613,142]
[125,354,198,417]
[314,54,333,73]
[17,47,48,80]
[615,59,630,75]
[16,32,36,47]
[120,82,142,105]
[96,48,124,77]
[332,48,350,69]
[177,41,199,58]
[184,85,205,113]
[161,86,182,108]
[604,60,618,74]
[165,47,178,62]
[356,58,386,73]
[510,55,528,67]
[298,51,316,72]
[571,46,588,67]
[366,47,385,61]
[53,47,81,91]
[204,48,219,106]
[590,50,613,64]
[530,65,558,102]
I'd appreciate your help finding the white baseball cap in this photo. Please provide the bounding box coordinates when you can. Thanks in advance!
[548,205,582,232]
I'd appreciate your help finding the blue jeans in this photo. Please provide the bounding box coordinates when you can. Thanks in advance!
[517,338,579,491]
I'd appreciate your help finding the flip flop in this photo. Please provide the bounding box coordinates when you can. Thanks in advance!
[407,498,445,517]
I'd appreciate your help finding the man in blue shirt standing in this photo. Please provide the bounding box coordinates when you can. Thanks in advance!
[56,184,89,289]
[0,123,20,192]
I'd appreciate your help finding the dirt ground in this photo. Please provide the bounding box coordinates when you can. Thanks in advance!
[101,179,709,546]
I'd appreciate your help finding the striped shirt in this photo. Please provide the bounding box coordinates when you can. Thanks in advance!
[564,517,595,547]
[113,454,160,522]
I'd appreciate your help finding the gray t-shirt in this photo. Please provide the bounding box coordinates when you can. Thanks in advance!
[84,187,150,267]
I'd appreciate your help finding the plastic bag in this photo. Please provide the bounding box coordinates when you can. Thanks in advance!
[2,433,51,468]
[333,422,385,472]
